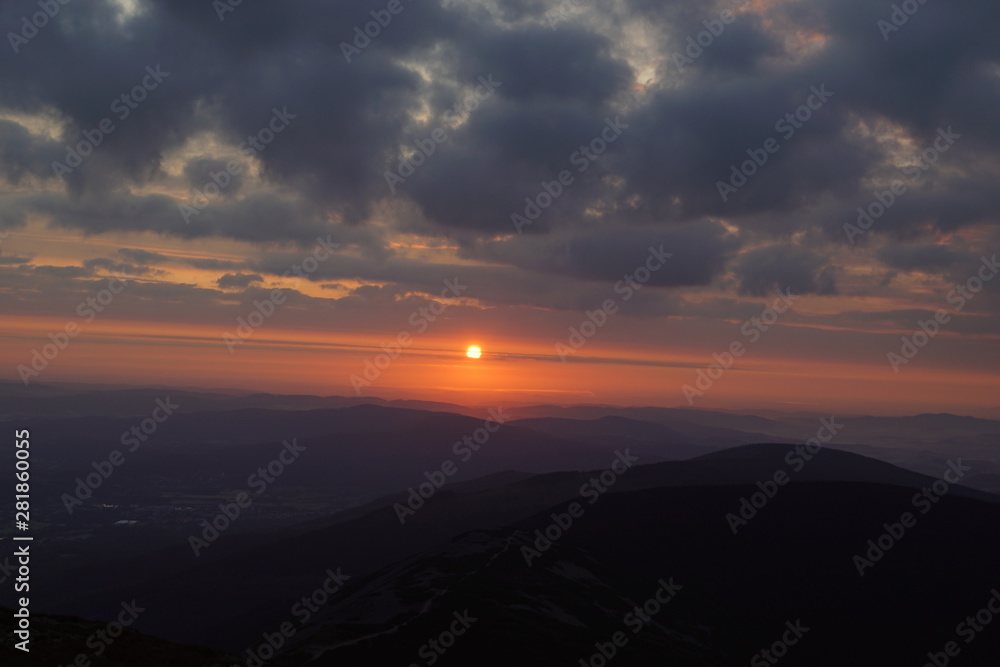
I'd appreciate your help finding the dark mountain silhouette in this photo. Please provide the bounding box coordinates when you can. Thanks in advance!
[273,481,1000,666]
[0,606,254,666]
[4,390,1000,664]
[32,442,998,663]
[510,414,767,455]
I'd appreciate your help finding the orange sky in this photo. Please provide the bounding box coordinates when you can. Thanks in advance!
[3,225,1000,418]
[4,306,998,417]
[2,1,999,419]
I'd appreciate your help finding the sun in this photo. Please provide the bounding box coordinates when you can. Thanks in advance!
[466,346,482,359]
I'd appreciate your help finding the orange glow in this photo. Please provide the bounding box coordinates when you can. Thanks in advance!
[2,313,998,418]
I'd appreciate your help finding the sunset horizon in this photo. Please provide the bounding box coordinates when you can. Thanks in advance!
[2,0,999,664]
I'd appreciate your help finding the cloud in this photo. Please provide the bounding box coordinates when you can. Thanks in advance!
[457,27,632,105]
[0,120,64,186]
[0,0,998,345]
[83,257,165,276]
[477,221,739,286]
[877,244,962,273]
[734,245,838,297]
[32,265,92,279]
[183,257,246,270]
[0,251,31,265]
[182,156,246,197]
[118,248,169,265]
[216,273,264,291]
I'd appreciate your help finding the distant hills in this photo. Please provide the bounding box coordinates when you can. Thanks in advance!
[1,385,998,664]
[23,441,1000,662]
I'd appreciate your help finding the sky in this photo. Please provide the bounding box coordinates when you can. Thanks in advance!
[0,0,998,417]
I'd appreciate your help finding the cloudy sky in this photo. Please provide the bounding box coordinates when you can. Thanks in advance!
[1,0,998,416]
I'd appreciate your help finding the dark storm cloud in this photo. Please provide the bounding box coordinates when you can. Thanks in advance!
[877,244,963,273]
[183,157,246,197]
[0,0,449,229]
[118,248,168,265]
[614,75,875,227]
[389,24,635,235]
[17,188,375,249]
[183,257,246,271]
[83,257,164,277]
[624,0,733,27]
[0,120,64,185]
[494,0,551,22]
[216,272,264,291]
[248,247,678,316]
[734,245,838,297]
[32,265,92,279]
[819,0,1000,147]
[398,104,630,235]
[0,251,30,265]
[340,284,410,305]
[456,27,632,105]
[691,19,784,75]
[0,0,997,287]
[478,222,738,286]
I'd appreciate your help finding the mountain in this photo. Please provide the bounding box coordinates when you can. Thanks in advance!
[4,389,1000,664]
[275,481,1000,666]
[31,443,998,661]
[0,606,251,666]
[509,415,760,455]
[6,385,1000,492]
